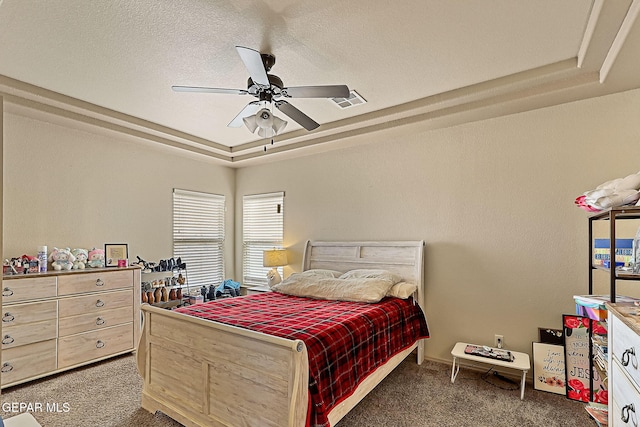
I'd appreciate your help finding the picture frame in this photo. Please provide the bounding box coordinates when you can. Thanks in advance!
[104,243,128,267]
[563,314,607,403]
[532,342,566,394]
[538,327,564,345]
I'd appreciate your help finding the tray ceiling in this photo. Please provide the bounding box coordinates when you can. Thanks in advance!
[1,1,640,166]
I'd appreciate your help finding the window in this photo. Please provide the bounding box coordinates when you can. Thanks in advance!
[242,192,284,286]
[173,189,225,288]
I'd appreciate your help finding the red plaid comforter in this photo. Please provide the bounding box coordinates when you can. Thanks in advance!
[175,292,429,427]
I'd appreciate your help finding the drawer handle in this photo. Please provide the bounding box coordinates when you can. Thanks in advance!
[1,363,13,373]
[2,335,15,345]
[96,299,105,308]
[2,287,13,297]
[96,340,105,349]
[96,317,105,326]
[95,279,104,287]
[622,348,636,367]
[2,312,15,323]
[622,403,636,423]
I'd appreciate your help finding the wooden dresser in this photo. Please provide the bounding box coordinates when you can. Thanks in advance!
[1,267,140,388]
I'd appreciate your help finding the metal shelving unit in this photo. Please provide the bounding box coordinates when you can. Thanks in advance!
[585,206,640,405]
[588,206,640,301]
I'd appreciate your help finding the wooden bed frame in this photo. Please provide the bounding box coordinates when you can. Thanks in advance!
[136,240,426,427]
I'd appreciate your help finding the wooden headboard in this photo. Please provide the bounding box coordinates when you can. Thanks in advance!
[302,240,425,308]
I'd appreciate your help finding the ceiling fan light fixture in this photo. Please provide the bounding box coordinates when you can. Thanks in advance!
[243,108,287,136]
[255,108,274,128]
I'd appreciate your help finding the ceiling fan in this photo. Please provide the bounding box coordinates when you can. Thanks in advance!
[172,46,350,136]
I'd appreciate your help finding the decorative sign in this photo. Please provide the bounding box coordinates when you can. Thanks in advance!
[533,342,566,394]
[563,314,607,403]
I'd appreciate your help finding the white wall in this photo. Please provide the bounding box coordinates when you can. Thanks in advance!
[235,87,640,363]
[2,106,235,278]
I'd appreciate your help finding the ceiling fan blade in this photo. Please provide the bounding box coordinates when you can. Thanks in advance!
[282,85,350,98]
[227,101,261,127]
[235,46,270,88]
[275,100,320,131]
[172,85,248,95]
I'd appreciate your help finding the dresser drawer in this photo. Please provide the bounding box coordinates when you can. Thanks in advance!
[612,315,640,387]
[58,289,133,318]
[2,276,57,303]
[59,305,133,336]
[58,323,133,369]
[2,319,57,349]
[2,300,57,327]
[1,339,57,386]
[612,360,640,426]
[58,270,133,296]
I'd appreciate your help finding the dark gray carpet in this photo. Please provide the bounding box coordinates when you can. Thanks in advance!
[0,354,594,427]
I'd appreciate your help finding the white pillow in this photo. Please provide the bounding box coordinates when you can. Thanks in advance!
[339,269,403,284]
[386,282,418,299]
[272,275,395,303]
[299,269,343,278]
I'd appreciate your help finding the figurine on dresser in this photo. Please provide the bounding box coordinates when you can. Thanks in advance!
[71,248,88,269]
[49,247,76,271]
[87,247,105,268]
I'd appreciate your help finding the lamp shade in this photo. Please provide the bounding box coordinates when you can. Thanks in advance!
[263,249,288,267]
[243,108,287,137]
[243,114,259,133]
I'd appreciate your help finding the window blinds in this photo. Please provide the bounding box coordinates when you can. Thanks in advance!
[242,192,284,286]
[173,189,225,288]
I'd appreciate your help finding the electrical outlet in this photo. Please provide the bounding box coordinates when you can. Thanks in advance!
[495,334,504,349]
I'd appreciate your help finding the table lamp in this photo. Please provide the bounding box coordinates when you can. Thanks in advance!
[263,248,288,287]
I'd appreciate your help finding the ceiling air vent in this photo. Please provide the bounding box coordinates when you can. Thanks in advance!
[331,90,366,109]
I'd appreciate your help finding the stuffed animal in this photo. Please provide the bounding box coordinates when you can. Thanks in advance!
[49,247,76,271]
[71,248,89,270]
[87,247,105,268]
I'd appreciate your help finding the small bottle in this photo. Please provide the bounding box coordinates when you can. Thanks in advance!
[37,246,48,272]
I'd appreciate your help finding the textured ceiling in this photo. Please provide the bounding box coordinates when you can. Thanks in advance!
[1,1,640,165]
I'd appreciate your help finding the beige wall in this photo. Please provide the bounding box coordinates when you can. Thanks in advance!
[5,88,640,365]
[2,106,235,278]
[236,87,640,363]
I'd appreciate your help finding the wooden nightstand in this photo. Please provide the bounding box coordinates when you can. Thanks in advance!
[246,286,272,295]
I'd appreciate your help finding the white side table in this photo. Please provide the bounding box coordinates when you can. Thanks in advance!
[450,342,531,400]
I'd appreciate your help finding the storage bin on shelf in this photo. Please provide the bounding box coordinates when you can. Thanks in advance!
[574,294,640,321]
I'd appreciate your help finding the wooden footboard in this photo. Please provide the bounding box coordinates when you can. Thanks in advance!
[137,304,309,427]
